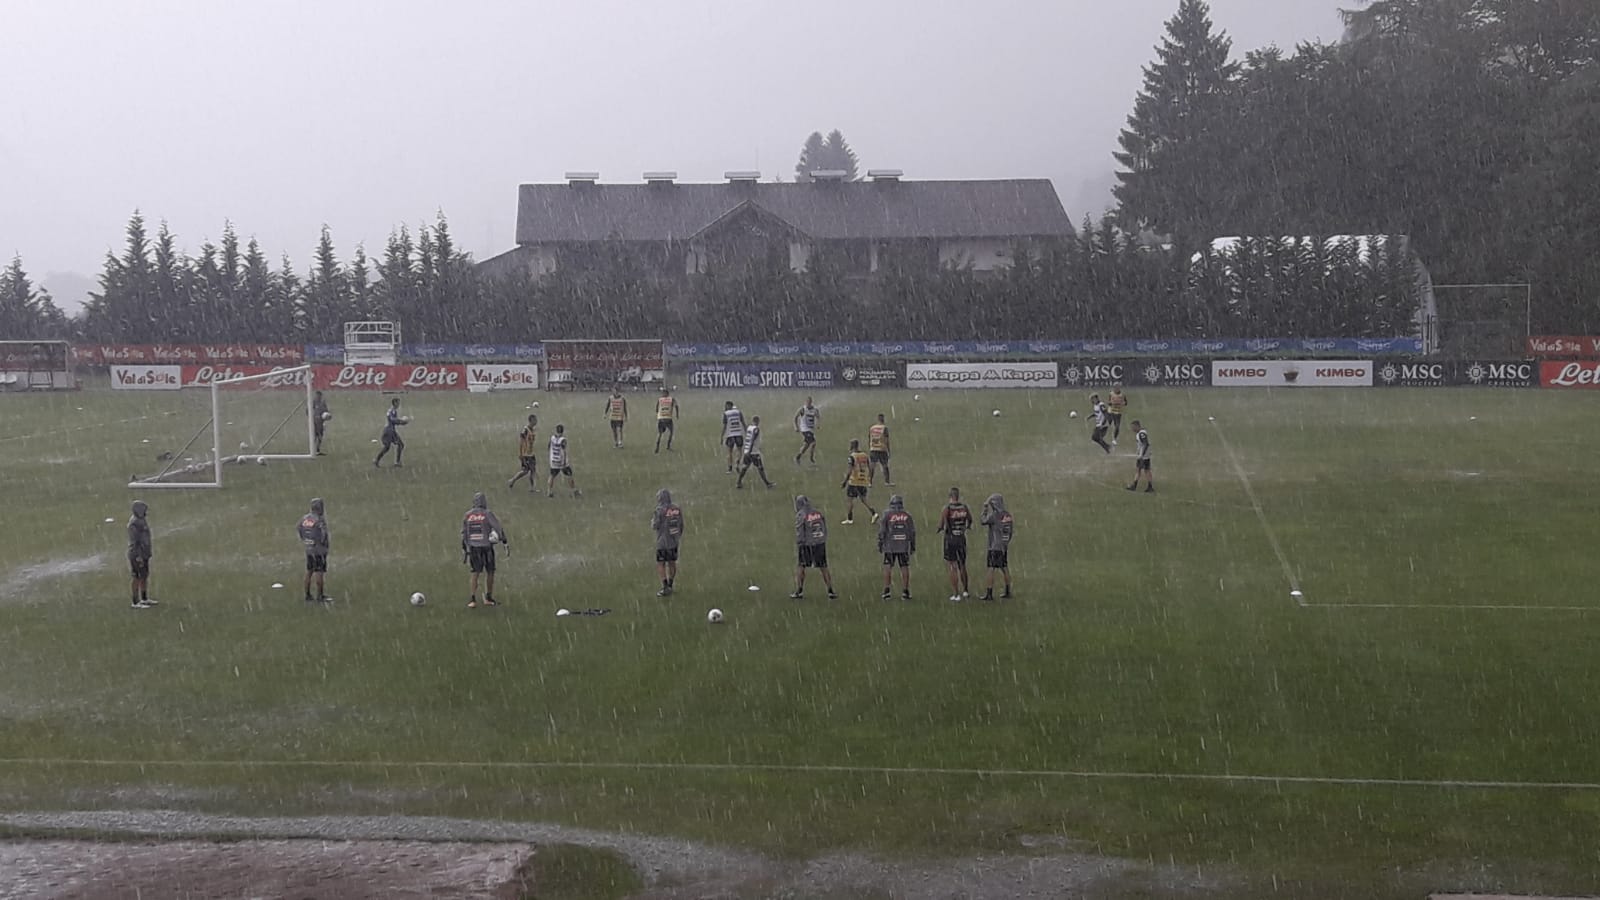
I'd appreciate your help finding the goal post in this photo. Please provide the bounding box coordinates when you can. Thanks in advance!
[541,339,665,391]
[128,364,315,489]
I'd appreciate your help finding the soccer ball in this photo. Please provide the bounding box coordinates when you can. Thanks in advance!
[239,441,249,450]
[992,409,1001,417]
[707,608,724,624]
[321,411,333,421]
[1069,410,1078,418]
[913,394,921,401]
[256,456,267,466]
[399,416,411,425]
[410,592,426,606]
[531,401,540,409]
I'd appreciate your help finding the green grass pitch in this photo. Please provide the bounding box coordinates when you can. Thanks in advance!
[2,383,1599,894]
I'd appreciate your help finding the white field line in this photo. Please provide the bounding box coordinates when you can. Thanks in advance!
[1209,419,1303,603]
[0,757,1597,791]
[0,413,154,444]
[1304,602,1599,612]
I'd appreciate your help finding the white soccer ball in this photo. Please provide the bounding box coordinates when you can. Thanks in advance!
[913,394,921,401]
[321,411,333,421]
[256,456,267,466]
[410,592,426,606]
[992,409,1001,417]
[556,608,571,617]
[707,608,724,624]
[399,416,411,425]
[239,441,249,450]
[1069,410,1077,418]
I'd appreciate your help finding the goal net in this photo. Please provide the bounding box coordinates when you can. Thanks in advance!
[128,365,316,489]
[542,339,665,391]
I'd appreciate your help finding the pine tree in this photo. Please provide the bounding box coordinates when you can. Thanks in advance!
[0,256,43,338]
[822,129,860,180]
[304,225,348,342]
[794,131,826,181]
[1113,0,1241,243]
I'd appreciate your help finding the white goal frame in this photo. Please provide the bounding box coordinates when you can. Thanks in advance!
[127,365,316,490]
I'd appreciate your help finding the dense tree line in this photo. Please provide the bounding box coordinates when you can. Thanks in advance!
[7,211,1418,344]
[1116,0,1600,330]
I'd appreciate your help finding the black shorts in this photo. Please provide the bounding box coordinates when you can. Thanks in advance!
[468,545,496,574]
[520,456,537,473]
[314,422,325,437]
[870,450,889,464]
[1109,412,1123,425]
[306,553,328,574]
[382,430,402,447]
[1092,426,1108,440]
[657,419,674,433]
[1136,458,1151,471]
[610,419,625,428]
[987,549,1009,569]
[882,552,910,568]
[800,430,816,444]
[846,484,868,499]
[943,540,967,565]
[798,544,828,568]
[725,435,744,449]
[129,557,149,579]
[656,547,679,563]
[549,465,572,477]
[742,452,763,466]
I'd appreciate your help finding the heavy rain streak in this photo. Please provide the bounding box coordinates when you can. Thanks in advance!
[2,1,1598,897]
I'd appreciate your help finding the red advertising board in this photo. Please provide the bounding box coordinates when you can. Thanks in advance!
[181,365,312,388]
[1540,360,1600,388]
[74,344,304,366]
[313,363,466,391]
[1527,336,1600,358]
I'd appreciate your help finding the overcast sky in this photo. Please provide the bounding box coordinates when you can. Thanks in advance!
[2,0,1344,304]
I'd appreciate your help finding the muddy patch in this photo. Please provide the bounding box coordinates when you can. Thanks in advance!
[0,556,105,602]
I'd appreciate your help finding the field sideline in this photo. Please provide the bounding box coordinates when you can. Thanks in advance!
[2,383,1599,896]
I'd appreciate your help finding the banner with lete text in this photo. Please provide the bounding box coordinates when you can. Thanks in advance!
[905,362,1058,389]
[1541,360,1600,389]
[313,364,467,391]
[1211,360,1373,387]
[181,365,311,388]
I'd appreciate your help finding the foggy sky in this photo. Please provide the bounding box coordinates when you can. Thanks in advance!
[2,0,1342,306]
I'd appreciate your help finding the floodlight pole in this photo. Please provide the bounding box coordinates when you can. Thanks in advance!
[304,366,315,453]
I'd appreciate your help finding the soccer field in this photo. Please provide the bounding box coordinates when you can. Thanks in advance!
[3,384,1599,895]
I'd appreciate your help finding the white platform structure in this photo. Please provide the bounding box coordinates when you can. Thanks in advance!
[343,321,401,365]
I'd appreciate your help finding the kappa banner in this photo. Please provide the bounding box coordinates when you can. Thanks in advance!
[1212,360,1373,387]
[110,365,183,390]
[905,362,1058,389]
[1527,336,1600,358]
[466,364,541,391]
[682,363,835,390]
[1541,360,1600,389]
[313,364,467,391]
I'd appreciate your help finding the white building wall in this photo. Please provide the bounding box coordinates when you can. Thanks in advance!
[938,239,1012,271]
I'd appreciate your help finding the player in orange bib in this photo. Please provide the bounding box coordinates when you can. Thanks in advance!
[840,439,878,525]
[867,414,893,485]
[654,388,679,453]
[604,389,628,448]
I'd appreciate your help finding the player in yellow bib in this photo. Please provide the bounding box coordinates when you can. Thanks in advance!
[840,439,879,524]
[1106,387,1128,446]
[603,389,628,448]
[507,413,539,492]
[867,414,893,485]
[653,388,679,453]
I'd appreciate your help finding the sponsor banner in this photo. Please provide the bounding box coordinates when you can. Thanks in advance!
[665,338,1422,359]
[306,344,345,363]
[181,364,310,388]
[466,363,541,390]
[682,363,836,389]
[75,344,304,366]
[313,363,466,391]
[1129,359,1211,387]
[1059,359,1129,388]
[1375,359,1449,387]
[905,362,1058,389]
[306,344,544,363]
[543,342,662,369]
[1456,359,1537,388]
[1211,360,1373,387]
[1527,336,1600,358]
[110,365,182,390]
[1540,360,1600,389]
[837,363,904,388]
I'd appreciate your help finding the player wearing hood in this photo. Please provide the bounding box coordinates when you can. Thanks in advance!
[980,493,1014,601]
[297,498,331,604]
[127,500,156,609]
[651,488,685,596]
[790,495,837,600]
[876,494,916,601]
[462,491,508,608]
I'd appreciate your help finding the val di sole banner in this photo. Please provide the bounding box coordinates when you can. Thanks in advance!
[76,344,304,366]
